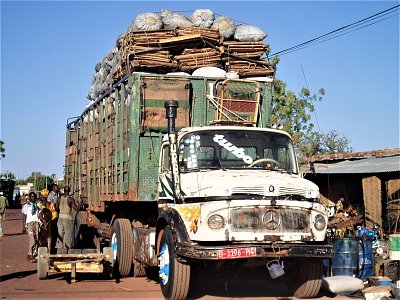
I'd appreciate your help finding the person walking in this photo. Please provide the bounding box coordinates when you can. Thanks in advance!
[38,189,52,252]
[47,184,60,254]
[57,186,75,252]
[22,192,41,261]
[0,191,9,238]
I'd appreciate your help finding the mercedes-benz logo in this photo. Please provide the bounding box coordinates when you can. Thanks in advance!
[262,210,281,230]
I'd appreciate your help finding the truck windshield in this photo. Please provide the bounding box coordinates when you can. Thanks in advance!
[178,130,298,174]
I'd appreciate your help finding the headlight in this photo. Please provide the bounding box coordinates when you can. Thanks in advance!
[314,214,326,231]
[207,214,225,230]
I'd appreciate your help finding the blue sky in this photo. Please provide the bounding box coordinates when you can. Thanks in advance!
[1,1,399,179]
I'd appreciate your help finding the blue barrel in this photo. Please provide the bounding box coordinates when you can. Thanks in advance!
[358,239,374,281]
[332,238,358,276]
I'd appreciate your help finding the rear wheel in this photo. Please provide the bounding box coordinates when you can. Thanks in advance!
[289,259,323,298]
[110,218,132,277]
[37,247,49,280]
[159,226,190,300]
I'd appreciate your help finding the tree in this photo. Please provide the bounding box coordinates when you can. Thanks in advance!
[297,130,353,157]
[272,79,325,145]
[16,178,27,185]
[0,140,5,159]
[0,171,16,180]
[271,68,352,158]
[25,172,55,191]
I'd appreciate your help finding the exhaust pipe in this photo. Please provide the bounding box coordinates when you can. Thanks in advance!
[164,101,182,203]
[164,100,178,134]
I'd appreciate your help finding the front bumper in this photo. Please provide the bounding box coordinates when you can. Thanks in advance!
[176,242,333,260]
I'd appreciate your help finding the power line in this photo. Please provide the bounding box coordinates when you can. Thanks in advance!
[278,12,399,57]
[270,5,399,58]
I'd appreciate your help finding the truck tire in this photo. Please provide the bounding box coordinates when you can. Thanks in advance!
[37,247,49,280]
[110,218,132,277]
[159,226,190,300]
[289,259,323,298]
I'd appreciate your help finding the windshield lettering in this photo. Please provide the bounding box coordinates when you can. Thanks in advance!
[213,134,253,164]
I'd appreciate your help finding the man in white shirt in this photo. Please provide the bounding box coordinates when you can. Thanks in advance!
[22,192,40,261]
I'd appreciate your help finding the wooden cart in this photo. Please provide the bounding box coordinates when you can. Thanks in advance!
[37,247,113,282]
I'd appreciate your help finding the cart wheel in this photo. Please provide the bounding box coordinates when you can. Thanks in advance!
[37,247,49,280]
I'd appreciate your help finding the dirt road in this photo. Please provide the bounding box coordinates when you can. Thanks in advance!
[0,209,355,299]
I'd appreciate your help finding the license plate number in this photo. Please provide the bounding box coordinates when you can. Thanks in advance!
[217,247,257,259]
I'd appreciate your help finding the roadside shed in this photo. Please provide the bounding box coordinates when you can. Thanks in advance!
[303,148,400,234]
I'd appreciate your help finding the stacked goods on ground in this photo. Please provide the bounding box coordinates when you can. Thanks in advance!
[88,9,275,101]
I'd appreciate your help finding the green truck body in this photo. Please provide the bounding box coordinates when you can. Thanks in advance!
[65,74,272,209]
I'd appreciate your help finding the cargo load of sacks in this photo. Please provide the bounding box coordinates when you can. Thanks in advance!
[88,9,274,101]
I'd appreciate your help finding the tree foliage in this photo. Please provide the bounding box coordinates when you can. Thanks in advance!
[272,79,324,144]
[297,130,353,157]
[271,77,352,158]
[25,171,55,191]
[0,171,16,180]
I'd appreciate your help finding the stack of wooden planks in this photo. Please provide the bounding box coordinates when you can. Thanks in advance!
[120,29,176,47]
[114,30,176,79]
[222,41,274,76]
[174,47,221,71]
[122,46,175,69]
[113,27,275,81]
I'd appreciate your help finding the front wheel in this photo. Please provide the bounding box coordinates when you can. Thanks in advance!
[288,259,323,298]
[110,218,133,277]
[159,226,190,300]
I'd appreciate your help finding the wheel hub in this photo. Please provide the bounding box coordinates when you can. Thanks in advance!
[159,243,170,285]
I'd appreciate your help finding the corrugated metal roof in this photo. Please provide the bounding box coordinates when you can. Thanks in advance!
[312,155,400,174]
[309,148,400,162]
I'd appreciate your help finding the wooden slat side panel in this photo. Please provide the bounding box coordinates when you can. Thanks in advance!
[363,176,382,228]
[142,77,190,132]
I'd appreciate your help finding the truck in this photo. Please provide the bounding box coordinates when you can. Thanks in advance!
[64,72,332,299]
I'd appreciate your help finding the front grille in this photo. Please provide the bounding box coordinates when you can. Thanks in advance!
[230,207,309,233]
[232,186,265,194]
[278,186,306,197]
[231,185,307,198]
